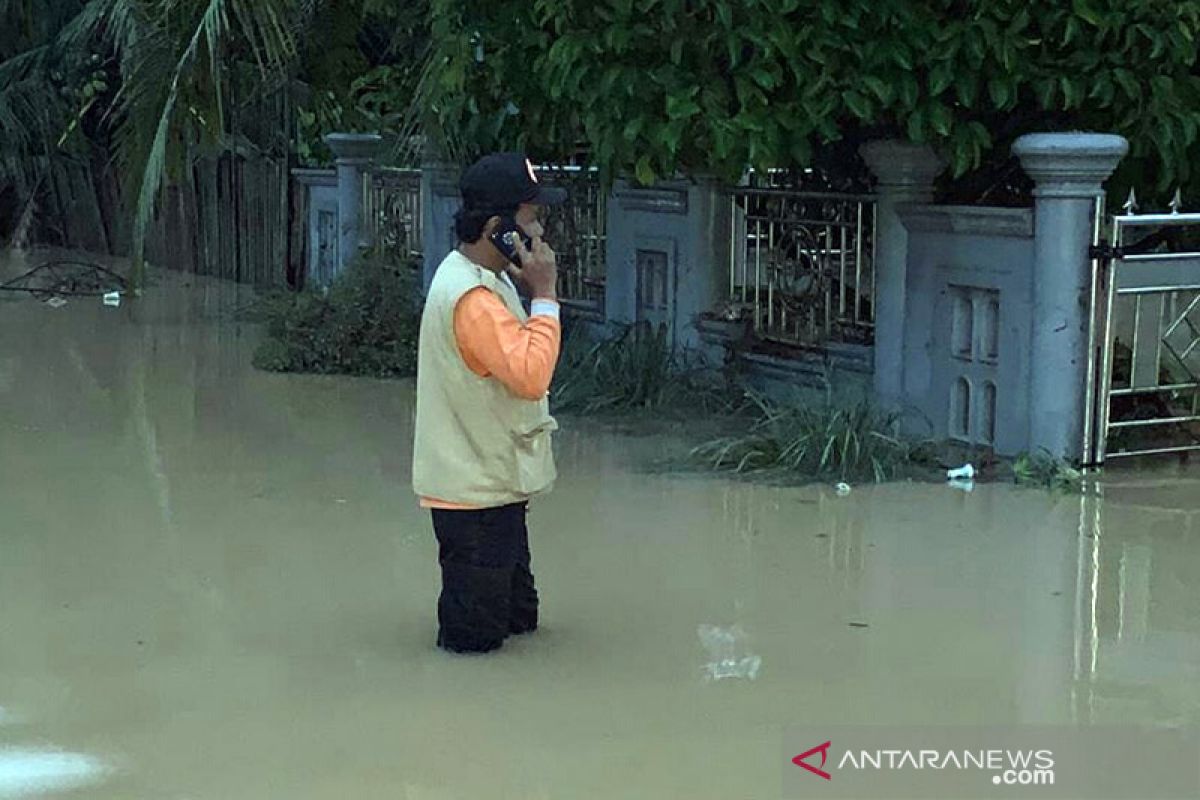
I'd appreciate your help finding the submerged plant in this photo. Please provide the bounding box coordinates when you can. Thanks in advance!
[688,388,930,484]
[550,320,739,416]
[1012,450,1083,491]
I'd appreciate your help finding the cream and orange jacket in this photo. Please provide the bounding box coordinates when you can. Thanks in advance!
[412,250,561,509]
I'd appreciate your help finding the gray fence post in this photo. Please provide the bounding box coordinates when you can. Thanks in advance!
[603,175,729,352]
[860,141,945,407]
[323,133,383,274]
[420,155,461,294]
[291,168,337,287]
[1013,133,1127,461]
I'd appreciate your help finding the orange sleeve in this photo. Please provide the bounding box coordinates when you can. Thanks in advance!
[453,287,561,401]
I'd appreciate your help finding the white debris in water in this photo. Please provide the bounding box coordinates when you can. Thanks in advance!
[102,291,121,307]
[698,624,762,682]
[835,482,852,496]
[0,748,110,798]
[946,464,975,481]
[45,297,68,309]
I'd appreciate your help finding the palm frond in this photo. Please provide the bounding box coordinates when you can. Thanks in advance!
[96,0,303,284]
[0,44,52,85]
[0,0,90,58]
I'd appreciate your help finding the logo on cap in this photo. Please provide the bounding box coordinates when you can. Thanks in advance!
[525,158,539,183]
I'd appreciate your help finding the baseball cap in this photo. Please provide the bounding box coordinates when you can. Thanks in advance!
[459,152,567,211]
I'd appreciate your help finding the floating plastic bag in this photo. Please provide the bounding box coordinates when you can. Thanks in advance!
[698,623,762,682]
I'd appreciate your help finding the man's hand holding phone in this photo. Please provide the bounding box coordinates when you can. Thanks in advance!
[508,236,558,301]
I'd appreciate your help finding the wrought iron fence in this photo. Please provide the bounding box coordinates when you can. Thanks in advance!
[536,165,607,311]
[363,167,423,263]
[356,164,604,303]
[723,182,877,346]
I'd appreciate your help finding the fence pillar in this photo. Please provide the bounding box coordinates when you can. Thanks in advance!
[420,154,461,293]
[1013,133,1127,461]
[860,140,945,407]
[604,175,729,352]
[291,168,338,287]
[323,133,382,274]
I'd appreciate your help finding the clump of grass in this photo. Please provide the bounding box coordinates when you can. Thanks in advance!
[551,320,740,415]
[688,388,931,483]
[1012,450,1083,491]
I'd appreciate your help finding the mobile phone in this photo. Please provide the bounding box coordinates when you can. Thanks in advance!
[489,216,533,267]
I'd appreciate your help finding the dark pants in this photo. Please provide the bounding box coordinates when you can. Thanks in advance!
[431,502,538,652]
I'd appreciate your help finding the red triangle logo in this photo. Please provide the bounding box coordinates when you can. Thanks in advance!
[792,740,832,780]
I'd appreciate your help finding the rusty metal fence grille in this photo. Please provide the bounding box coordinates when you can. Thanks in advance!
[724,186,877,346]
[537,165,607,311]
[363,167,423,263]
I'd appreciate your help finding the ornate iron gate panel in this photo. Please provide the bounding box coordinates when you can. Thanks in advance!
[724,187,877,346]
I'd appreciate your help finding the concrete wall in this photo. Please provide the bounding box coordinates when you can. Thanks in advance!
[899,206,1036,453]
[401,135,1126,462]
[291,169,338,286]
[604,178,730,352]
[866,133,1128,461]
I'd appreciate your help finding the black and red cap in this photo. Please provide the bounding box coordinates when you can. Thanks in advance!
[459,152,567,211]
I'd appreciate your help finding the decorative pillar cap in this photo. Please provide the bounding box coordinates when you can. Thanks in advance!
[323,132,384,163]
[1012,133,1128,198]
[859,140,945,191]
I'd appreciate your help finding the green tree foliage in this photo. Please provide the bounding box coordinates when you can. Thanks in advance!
[2,1,438,260]
[429,0,1200,198]
[292,0,433,166]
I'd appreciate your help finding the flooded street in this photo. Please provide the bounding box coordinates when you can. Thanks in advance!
[2,264,1199,798]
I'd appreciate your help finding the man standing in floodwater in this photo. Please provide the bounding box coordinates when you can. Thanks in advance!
[412,153,566,654]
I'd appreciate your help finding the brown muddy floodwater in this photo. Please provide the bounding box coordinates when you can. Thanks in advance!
[1,254,1198,798]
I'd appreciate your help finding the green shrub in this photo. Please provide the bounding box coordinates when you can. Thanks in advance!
[688,388,931,483]
[251,257,422,378]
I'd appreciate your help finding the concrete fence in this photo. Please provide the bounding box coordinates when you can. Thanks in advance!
[297,131,1129,460]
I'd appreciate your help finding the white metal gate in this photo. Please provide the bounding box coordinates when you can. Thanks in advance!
[1087,193,1200,463]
